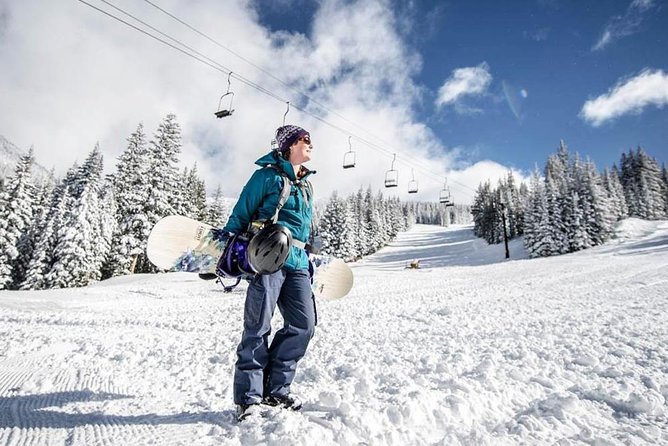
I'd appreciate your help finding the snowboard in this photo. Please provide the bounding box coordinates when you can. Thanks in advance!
[146,215,354,299]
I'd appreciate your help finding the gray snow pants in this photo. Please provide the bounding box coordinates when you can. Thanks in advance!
[233,268,316,405]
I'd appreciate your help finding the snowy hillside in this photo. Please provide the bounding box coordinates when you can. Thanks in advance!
[1,220,667,445]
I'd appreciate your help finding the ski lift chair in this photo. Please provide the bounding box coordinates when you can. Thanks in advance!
[343,136,356,169]
[439,179,450,203]
[408,169,418,193]
[214,72,235,119]
[384,154,399,188]
[214,91,235,118]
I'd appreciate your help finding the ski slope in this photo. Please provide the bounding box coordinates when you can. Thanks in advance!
[1,220,667,445]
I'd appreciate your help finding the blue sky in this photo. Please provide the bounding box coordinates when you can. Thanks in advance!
[256,0,668,172]
[0,0,666,203]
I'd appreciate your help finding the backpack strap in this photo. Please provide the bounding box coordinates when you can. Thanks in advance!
[265,165,292,224]
[264,165,310,250]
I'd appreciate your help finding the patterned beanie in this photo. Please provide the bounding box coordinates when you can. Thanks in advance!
[275,125,309,154]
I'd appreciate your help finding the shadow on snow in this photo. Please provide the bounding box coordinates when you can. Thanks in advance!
[0,391,235,429]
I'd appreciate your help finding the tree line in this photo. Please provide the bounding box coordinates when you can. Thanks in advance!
[316,190,471,261]
[471,141,668,257]
[0,114,468,290]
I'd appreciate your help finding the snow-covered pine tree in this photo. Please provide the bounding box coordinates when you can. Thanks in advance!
[352,187,370,258]
[319,192,343,258]
[20,167,78,290]
[146,114,182,225]
[45,145,108,288]
[364,187,382,254]
[582,158,614,245]
[13,178,53,287]
[0,149,36,289]
[635,148,666,219]
[602,166,628,221]
[524,168,556,257]
[184,164,207,221]
[544,155,569,254]
[500,171,521,238]
[107,123,152,275]
[98,176,118,280]
[619,148,665,219]
[567,154,593,251]
[206,185,229,227]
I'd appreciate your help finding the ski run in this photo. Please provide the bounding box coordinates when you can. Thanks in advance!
[0,219,667,445]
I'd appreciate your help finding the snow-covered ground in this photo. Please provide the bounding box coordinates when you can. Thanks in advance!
[1,219,667,445]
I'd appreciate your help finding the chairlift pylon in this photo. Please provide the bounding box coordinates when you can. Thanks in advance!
[384,153,399,188]
[343,136,356,169]
[214,72,235,119]
[408,168,418,194]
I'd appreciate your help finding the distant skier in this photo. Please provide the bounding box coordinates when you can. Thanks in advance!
[221,125,317,422]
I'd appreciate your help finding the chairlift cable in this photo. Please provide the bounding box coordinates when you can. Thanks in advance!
[76,0,477,197]
[139,0,477,195]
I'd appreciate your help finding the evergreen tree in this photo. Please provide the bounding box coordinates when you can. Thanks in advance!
[0,149,36,289]
[146,114,182,225]
[108,124,152,275]
[544,161,569,254]
[582,159,614,245]
[13,179,53,287]
[206,185,229,227]
[524,168,555,257]
[45,145,108,288]
[602,166,628,221]
[620,147,666,219]
[21,168,77,290]
[364,187,383,254]
[184,164,207,221]
[352,187,370,258]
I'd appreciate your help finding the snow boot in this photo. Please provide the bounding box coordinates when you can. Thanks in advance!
[263,394,302,411]
[236,403,261,422]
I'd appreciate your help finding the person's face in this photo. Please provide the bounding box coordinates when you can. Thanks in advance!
[288,135,313,164]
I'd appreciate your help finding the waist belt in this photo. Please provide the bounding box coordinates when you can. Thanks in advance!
[293,239,306,250]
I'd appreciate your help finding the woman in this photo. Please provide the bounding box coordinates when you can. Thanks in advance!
[222,125,316,421]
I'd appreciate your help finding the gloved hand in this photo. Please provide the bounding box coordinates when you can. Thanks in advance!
[248,220,267,237]
[211,228,232,249]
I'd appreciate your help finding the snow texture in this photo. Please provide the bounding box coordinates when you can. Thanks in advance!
[0,220,667,445]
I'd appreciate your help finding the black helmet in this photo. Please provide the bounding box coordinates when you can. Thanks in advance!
[248,223,293,274]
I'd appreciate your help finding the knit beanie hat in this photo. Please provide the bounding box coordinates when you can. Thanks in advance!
[275,125,309,154]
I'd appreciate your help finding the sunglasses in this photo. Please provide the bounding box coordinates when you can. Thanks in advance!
[298,136,312,145]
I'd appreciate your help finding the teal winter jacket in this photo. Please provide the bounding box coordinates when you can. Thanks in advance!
[223,151,315,271]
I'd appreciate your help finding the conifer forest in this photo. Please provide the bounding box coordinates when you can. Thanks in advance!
[0,114,469,290]
[470,141,668,257]
[2,114,665,290]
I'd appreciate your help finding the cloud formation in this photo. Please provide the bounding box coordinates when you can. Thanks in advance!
[580,69,668,126]
[592,0,656,51]
[435,63,492,110]
[0,0,513,204]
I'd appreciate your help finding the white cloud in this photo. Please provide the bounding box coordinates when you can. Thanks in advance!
[435,62,492,110]
[0,0,511,205]
[580,69,668,127]
[592,0,656,51]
